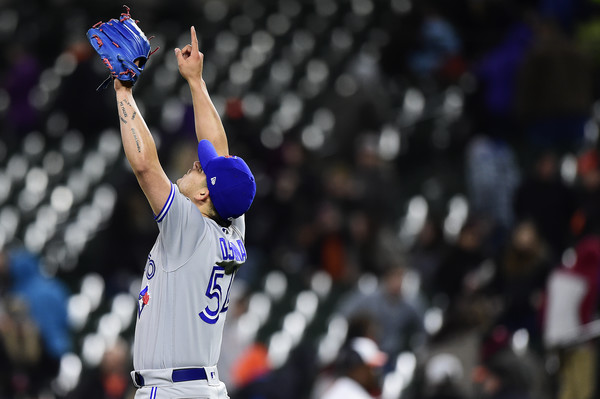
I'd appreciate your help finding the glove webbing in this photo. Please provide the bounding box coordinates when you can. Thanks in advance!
[93,5,159,91]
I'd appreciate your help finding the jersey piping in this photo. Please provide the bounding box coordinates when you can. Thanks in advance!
[154,183,176,222]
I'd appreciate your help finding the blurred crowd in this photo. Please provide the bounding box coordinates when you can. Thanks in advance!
[1,0,600,398]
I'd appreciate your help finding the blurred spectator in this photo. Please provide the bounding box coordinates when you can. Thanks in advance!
[0,247,70,396]
[472,348,533,399]
[515,17,592,148]
[321,337,387,399]
[408,2,464,83]
[67,337,135,399]
[234,342,316,399]
[2,44,41,140]
[251,142,319,279]
[54,39,113,135]
[572,148,600,238]
[346,210,379,280]
[431,218,500,370]
[345,309,380,344]
[0,296,44,397]
[228,343,270,394]
[338,263,425,369]
[465,135,521,242]
[422,353,467,399]
[217,282,269,392]
[424,324,481,398]
[352,133,403,229]
[492,220,552,351]
[5,249,71,363]
[311,314,380,399]
[323,51,394,162]
[409,215,446,300]
[471,16,533,137]
[476,325,550,399]
[543,235,600,399]
[312,200,349,281]
[514,150,576,259]
[433,219,489,308]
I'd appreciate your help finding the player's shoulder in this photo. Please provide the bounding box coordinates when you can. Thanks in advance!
[230,215,246,236]
[160,183,207,230]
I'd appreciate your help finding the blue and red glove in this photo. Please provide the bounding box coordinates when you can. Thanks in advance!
[87,6,158,90]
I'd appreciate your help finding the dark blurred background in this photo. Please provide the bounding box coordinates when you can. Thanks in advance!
[1,0,600,398]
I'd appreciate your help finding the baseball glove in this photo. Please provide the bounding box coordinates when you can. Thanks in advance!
[87,5,158,90]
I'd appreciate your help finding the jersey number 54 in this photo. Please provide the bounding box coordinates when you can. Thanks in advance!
[199,265,233,324]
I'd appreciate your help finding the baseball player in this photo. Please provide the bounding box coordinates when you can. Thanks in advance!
[91,15,256,398]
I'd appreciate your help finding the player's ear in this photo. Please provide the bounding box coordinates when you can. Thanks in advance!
[194,188,209,202]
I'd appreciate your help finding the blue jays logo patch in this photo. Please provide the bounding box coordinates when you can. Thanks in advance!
[138,285,150,318]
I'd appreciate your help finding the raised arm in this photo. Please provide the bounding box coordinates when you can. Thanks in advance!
[175,26,229,156]
[114,80,171,216]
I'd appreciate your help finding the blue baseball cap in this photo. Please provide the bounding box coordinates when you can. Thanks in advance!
[197,140,256,220]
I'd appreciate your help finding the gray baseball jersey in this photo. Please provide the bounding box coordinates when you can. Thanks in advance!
[133,182,247,370]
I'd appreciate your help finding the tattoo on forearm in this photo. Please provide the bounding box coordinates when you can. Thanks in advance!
[119,101,128,118]
[132,111,137,121]
[120,116,128,124]
[131,128,141,153]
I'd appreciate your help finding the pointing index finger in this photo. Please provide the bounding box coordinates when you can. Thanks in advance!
[191,26,198,52]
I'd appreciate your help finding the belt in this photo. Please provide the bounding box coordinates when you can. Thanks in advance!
[133,367,217,387]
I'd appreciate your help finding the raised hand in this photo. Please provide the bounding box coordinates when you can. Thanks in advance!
[174,26,204,82]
